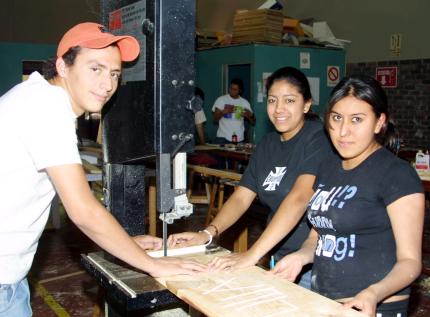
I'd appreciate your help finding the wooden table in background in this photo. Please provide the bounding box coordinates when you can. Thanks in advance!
[418,170,430,192]
[194,144,253,170]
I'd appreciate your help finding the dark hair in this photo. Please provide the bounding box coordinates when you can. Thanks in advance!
[230,78,244,91]
[194,87,205,100]
[43,46,82,80]
[265,67,312,102]
[325,75,398,151]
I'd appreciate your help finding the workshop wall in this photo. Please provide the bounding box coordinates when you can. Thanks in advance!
[0,42,55,95]
[281,0,429,63]
[198,0,429,64]
[196,44,345,144]
[0,0,99,94]
[347,59,430,150]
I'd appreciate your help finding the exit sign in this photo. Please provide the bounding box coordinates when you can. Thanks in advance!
[375,67,397,88]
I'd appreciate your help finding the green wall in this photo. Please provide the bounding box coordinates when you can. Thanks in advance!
[196,44,345,144]
[0,42,56,95]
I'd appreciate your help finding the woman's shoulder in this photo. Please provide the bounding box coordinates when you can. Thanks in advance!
[260,131,280,143]
[303,119,325,133]
[253,132,280,151]
[300,120,331,146]
[374,148,421,181]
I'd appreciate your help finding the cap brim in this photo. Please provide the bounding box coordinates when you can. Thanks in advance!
[80,35,140,62]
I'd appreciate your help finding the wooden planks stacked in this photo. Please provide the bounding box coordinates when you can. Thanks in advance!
[232,9,284,44]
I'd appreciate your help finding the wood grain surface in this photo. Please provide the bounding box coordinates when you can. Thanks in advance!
[156,250,366,317]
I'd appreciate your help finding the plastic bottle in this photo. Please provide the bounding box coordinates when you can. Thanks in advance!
[415,150,429,171]
[232,132,238,145]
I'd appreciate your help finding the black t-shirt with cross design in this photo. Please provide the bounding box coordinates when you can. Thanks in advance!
[240,119,335,256]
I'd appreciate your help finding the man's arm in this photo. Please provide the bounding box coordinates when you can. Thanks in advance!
[195,123,205,144]
[213,108,225,123]
[243,109,255,125]
[47,164,206,277]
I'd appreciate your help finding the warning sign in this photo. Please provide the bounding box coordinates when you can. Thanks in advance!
[327,66,340,87]
[376,67,397,88]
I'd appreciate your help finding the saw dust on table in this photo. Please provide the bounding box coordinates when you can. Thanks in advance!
[156,249,366,317]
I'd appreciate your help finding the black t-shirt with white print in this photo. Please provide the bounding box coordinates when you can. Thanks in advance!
[240,120,335,256]
[308,147,423,299]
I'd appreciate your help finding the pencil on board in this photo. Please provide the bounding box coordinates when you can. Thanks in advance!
[270,255,275,270]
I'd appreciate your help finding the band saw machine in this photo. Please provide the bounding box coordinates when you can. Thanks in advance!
[81,0,208,315]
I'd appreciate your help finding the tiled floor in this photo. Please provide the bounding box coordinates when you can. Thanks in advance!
[29,198,430,316]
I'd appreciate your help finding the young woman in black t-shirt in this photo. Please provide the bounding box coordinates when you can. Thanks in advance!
[168,67,335,288]
[272,76,424,317]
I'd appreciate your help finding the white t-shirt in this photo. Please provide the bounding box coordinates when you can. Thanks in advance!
[0,72,81,283]
[194,109,206,125]
[211,94,252,142]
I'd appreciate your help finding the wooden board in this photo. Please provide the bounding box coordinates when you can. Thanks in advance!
[232,9,283,44]
[156,251,366,317]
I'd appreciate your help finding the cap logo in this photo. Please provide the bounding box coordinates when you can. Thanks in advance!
[99,26,108,33]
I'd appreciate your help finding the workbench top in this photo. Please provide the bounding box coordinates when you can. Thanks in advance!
[82,247,366,316]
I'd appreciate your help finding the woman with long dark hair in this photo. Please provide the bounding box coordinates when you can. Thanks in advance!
[272,75,424,316]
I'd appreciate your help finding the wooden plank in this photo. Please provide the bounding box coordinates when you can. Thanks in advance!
[82,159,101,174]
[232,9,283,44]
[187,164,242,181]
[156,252,366,317]
[233,9,283,20]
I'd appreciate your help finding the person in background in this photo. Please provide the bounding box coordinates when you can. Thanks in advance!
[168,67,336,289]
[0,22,206,317]
[212,78,255,144]
[271,76,424,317]
[194,87,207,145]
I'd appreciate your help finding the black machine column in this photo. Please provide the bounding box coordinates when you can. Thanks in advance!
[100,0,195,233]
[80,0,197,315]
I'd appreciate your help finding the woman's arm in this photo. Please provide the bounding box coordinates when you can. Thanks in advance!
[47,164,207,277]
[168,186,256,247]
[208,174,316,270]
[343,192,424,316]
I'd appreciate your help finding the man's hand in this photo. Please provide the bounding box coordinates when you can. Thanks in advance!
[223,104,235,114]
[167,231,210,248]
[243,109,255,124]
[207,251,259,271]
[148,257,208,277]
[133,235,163,250]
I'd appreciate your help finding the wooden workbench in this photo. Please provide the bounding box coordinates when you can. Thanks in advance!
[156,249,366,317]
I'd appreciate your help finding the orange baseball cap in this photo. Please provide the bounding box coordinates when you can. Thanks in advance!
[57,22,140,62]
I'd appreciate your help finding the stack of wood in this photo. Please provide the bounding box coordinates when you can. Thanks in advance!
[232,9,284,44]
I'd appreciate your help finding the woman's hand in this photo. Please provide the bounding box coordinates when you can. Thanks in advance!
[148,257,208,277]
[167,231,210,248]
[132,235,163,250]
[269,253,305,282]
[342,287,378,317]
[208,251,259,271]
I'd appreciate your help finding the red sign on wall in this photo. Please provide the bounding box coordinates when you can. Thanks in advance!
[375,67,397,88]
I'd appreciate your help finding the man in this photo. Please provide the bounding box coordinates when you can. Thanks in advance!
[0,22,206,317]
[194,87,207,145]
[212,78,255,144]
